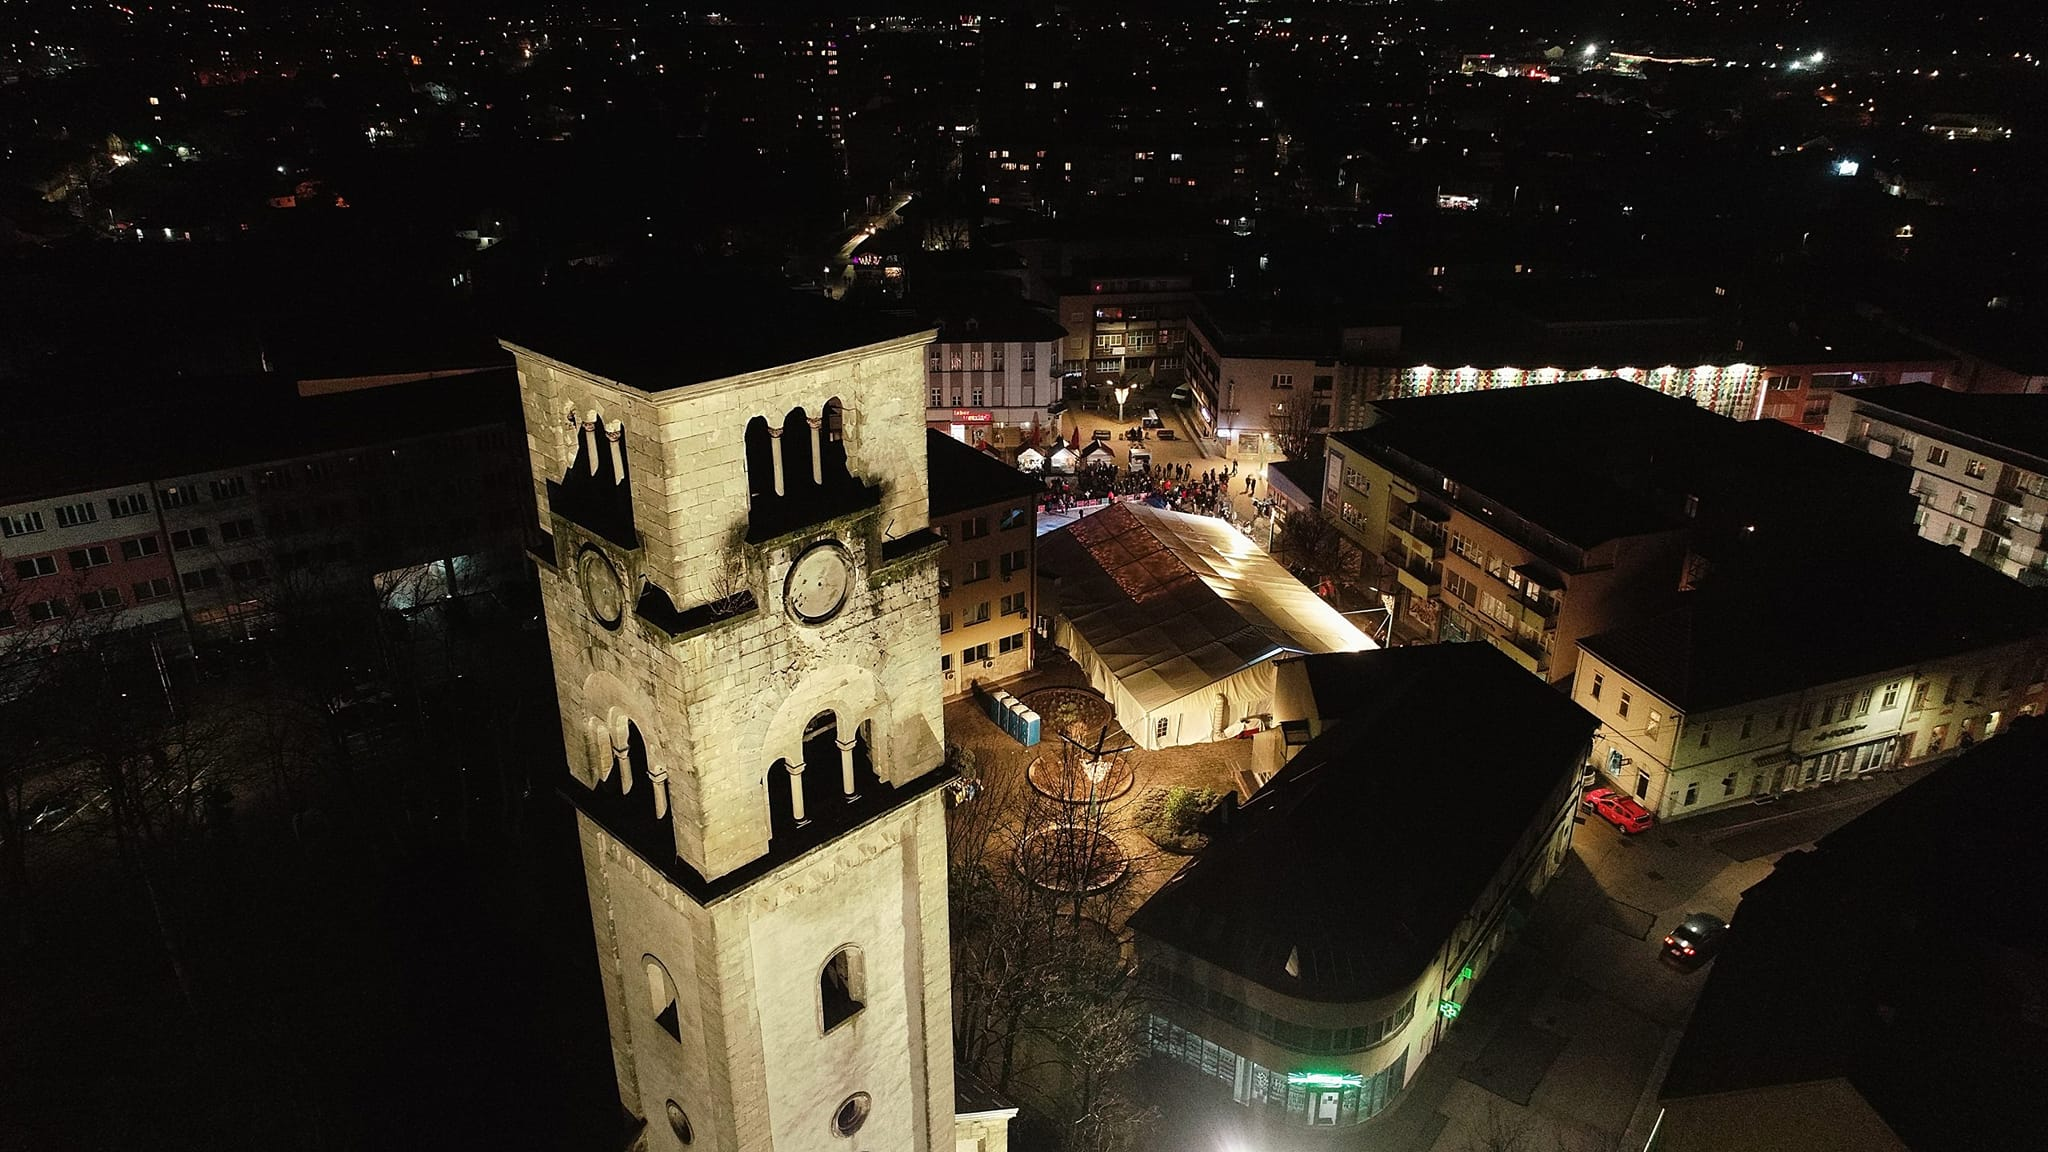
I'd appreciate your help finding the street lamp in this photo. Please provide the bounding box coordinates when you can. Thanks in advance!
[1114,384,1132,425]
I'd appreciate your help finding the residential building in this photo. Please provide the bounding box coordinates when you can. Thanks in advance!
[0,371,535,654]
[1324,380,1917,677]
[1826,383,2048,583]
[1132,644,1597,1132]
[1323,384,1687,678]
[1573,539,2048,821]
[1181,294,1398,454]
[1748,329,1952,433]
[0,480,183,647]
[922,301,1065,454]
[1654,720,2048,1151]
[928,430,1042,700]
[1053,270,1199,400]
[1035,502,1372,749]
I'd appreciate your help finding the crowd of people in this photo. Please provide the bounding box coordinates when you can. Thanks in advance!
[1037,460,1252,525]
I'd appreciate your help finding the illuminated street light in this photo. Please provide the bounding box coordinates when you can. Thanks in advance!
[1114,384,1132,424]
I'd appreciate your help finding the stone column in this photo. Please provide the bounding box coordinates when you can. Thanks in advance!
[808,417,825,485]
[838,736,859,800]
[605,420,626,484]
[787,760,808,824]
[768,427,786,496]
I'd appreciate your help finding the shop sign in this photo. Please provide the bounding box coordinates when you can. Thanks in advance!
[1286,1071,1364,1088]
[952,409,994,424]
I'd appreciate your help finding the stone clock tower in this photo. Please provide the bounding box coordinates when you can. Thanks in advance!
[501,296,959,1152]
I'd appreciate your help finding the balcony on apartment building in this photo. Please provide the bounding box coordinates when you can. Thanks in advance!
[1381,543,1441,597]
[1387,499,1449,553]
[1846,429,1910,462]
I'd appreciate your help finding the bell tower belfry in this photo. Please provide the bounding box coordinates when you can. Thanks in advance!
[502,299,957,1152]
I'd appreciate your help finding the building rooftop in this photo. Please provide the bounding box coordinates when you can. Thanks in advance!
[925,430,1043,518]
[496,273,930,394]
[1840,382,2048,466]
[922,299,1067,346]
[1578,537,2048,713]
[1340,377,1914,558]
[1037,503,1372,713]
[0,370,524,508]
[1660,719,2048,1150]
[1336,379,1691,550]
[1129,645,1596,1002]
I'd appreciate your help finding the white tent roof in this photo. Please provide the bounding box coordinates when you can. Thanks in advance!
[1039,503,1375,712]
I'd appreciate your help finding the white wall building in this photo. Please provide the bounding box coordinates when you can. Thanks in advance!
[1826,383,2048,584]
[1573,540,2048,821]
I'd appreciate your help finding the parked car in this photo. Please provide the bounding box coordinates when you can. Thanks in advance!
[1663,913,1730,967]
[1091,428,1112,442]
[1582,786,1656,833]
[1142,409,1163,429]
[1156,428,1176,440]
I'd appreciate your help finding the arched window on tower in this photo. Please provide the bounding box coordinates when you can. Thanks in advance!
[820,946,864,1033]
[780,407,817,493]
[744,416,777,502]
[644,955,681,1041]
[820,397,850,484]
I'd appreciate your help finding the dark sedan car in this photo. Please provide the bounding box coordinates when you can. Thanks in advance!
[1663,913,1730,967]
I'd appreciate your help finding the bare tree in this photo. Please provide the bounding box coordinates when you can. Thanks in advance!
[945,708,1160,1152]
[1272,503,1350,590]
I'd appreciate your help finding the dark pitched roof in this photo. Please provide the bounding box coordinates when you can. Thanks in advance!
[925,430,1043,517]
[1579,537,2048,711]
[497,274,929,393]
[1129,645,1596,1002]
[1841,383,2048,465]
[1660,720,2048,1150]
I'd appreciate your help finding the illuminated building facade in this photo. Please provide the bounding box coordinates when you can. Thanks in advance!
[926,430,1040,701]
[1378,362,1765,421]
[922,305,1065,454]
[1133,646,1594,1130]
[1574,540,2048,821]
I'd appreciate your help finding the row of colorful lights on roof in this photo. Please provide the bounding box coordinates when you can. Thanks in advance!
[1394,363,1763,420]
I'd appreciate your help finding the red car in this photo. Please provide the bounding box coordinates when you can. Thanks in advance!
[1583,786,1656,833]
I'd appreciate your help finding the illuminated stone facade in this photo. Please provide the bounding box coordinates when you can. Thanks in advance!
[506,328,967,1152]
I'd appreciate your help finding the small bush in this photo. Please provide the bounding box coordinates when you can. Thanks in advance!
[1135,786,1223,853]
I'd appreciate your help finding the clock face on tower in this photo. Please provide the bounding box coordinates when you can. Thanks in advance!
[785,540,853,625]
[578,545,625,630]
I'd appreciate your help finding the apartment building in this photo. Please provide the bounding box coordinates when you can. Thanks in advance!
[922,301,1066,454]
[0,371,534,654]
[1053,271,1199,398]
[1573,540,2048,821]
[1743,315,1952,432]
[1825,383,2048,584]
[1132,644,1595,1131]
[928,430,1042,700]
[0,481,184,645]
[1324,380,1916,679]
